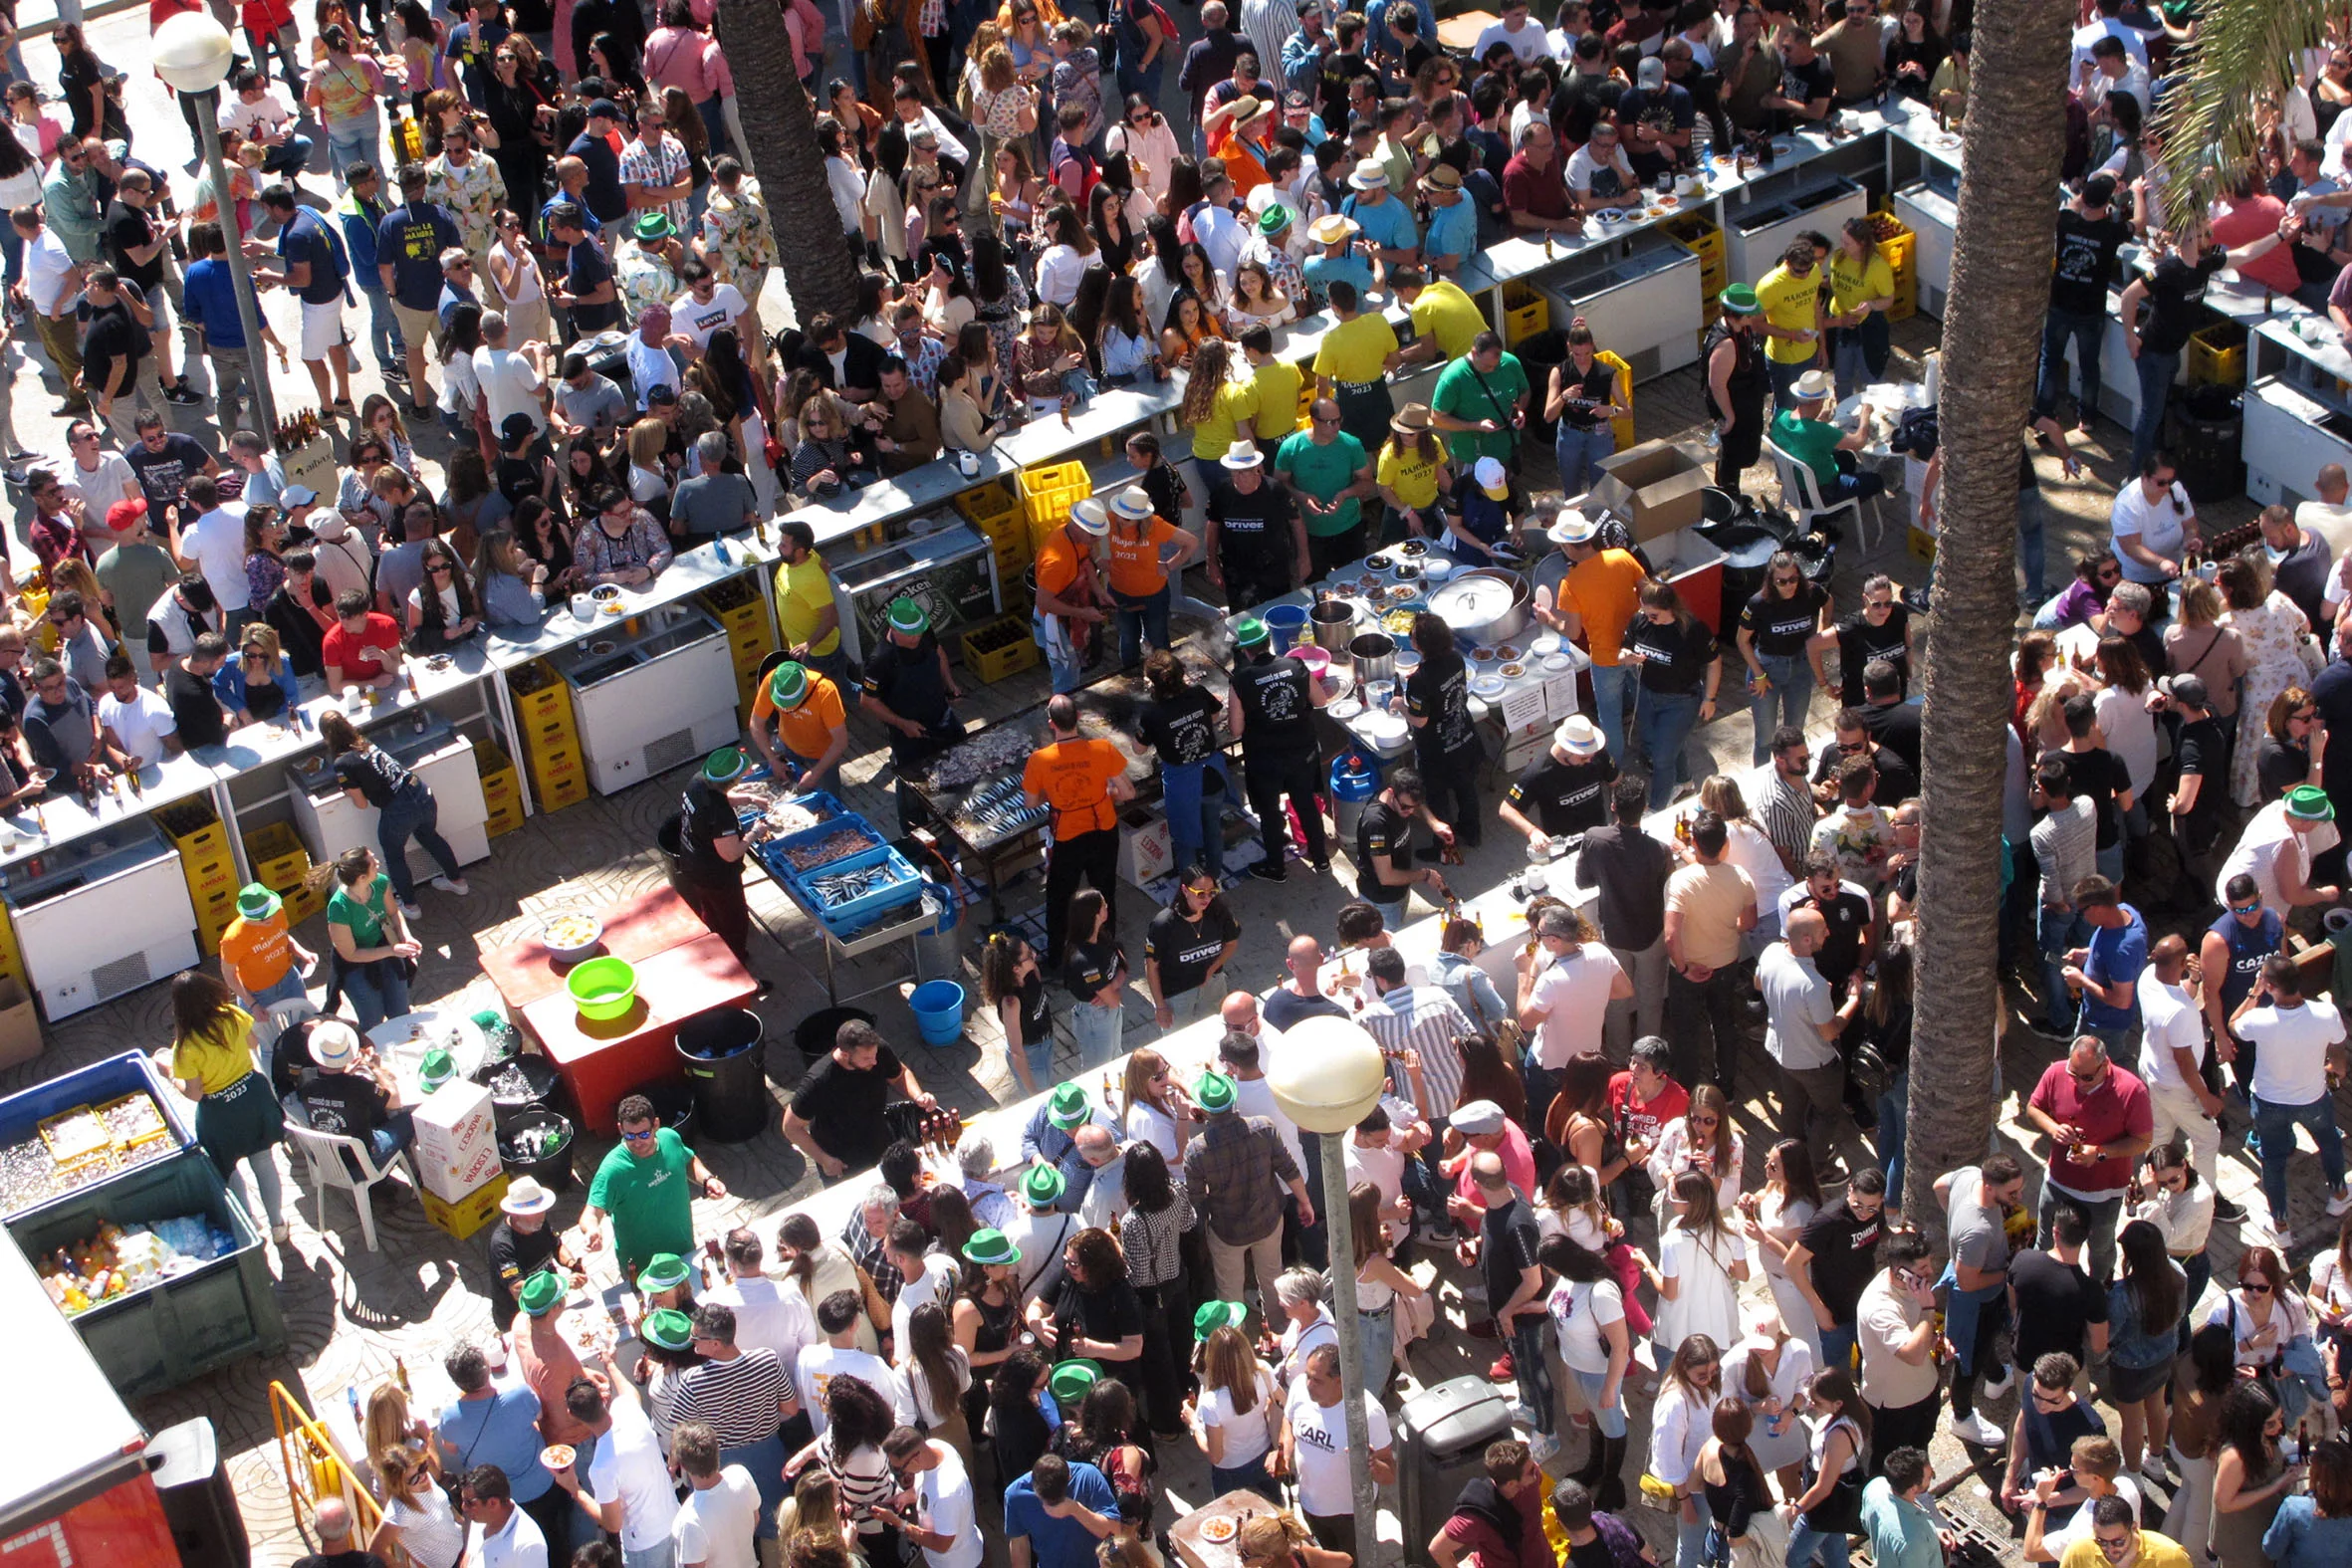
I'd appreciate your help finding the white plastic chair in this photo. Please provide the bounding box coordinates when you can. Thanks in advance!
[282,1121,409,1252]
[253,997,319,1076]
[1767,437,1881,556]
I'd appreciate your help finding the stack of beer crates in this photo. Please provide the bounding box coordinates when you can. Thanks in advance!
[511,660,588,812]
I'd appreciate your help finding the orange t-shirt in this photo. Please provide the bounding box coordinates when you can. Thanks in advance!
[1562,550,1646,667]
[1105,518,1178,598]
[753,674,849,763]
[1036,530,1086,605]
[218,911,294,994]
[1022,737,1127,838]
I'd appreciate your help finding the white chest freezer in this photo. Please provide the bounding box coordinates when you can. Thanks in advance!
[1890,183,1956,319]
[1724,178,1870,287]
[288,714,492,883]
[548,602,740,795]
[1539,241,1705,382]
[2,818,198,1019]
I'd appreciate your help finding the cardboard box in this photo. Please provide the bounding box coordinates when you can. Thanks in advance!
[412,1079,502,1203]
[1118,807,1176,888]
[0,976,40,1070]
[1588,441,1712,543]
[422,1171,509,1240]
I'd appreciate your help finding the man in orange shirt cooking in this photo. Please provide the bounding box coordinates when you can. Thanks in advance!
[1023,692,1135,967]
[1536,510,1646,763]
[747,660,850,794]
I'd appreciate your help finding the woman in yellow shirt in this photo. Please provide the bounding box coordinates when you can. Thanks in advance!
[1375,403,1452,542]
[1825,216,1898,400]
[166,971,289,1242]
[1179,338,1261,503]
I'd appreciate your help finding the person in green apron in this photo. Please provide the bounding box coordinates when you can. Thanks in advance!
[166,969,289,1243]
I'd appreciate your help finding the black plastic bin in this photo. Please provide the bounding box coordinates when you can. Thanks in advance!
[1513,328,1568,447]
[2166,384,2245,504]
[473,1053,565,1129]
[497,1107,579,1191]
[793,1005,876,1063]
[678,1008,768,1143]
[638,1080,695,1144]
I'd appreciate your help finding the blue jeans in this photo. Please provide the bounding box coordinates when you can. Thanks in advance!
[2018,485,2048,602]
[622,1542,676,1568]
[2036,903,2088,1033]
[1361,1301,1396,1394]
[1555,422,1613,498]
[1162,757,1229,878]
[1635,687,1702,808]
[341,960,410,1030]
[2096,838,2124,887]
[1525,1060,1564,1136]
[694,95,730,160]
[1509,1311,1553,1435]
[1768,356,1813,413]
[358,285,405,376]
[721,1431,789,1539]
[1212,1453,1281,1503]
[0,225,20,292]
[1113,582,1172,667]
[1749,653,1814,766]
[1786,1516,1855,1568]
[2034,307,2105,423]
[1818,1322,1857,1378]
[1069,1001,1123,1068]
[2253,1092,2348,1224]
[325,120,380,186]
[1829,313,1889,400]
[2037,1184,2124,1284]
[1675,1495,1716,1568]
[1878,1068,1908,1212]
[2129,347,2180,475]
[1568,1367,1628,1438]
[376,786,462,904]
[343,1109,416,1178]
[251,968,310,1009]
[1024,1035,1054,1086]
[1589,661,1630,765]
[260,134,316,177]
[1033,607,1082,693]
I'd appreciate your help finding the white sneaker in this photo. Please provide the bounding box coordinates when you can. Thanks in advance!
[1529,1432,1561,1465]
[397,899,423,920]
[1949,1412,2005,1449]
[1980,1365,2014,1401]
[270,1223,292,1244]
[2141,1452,2170,1484]
[2329,1186,2352,1218]
[1508,1402,1538,1429]
[430,875,470,897]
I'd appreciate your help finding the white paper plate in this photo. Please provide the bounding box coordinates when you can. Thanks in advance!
[1357,712,1409,743]
[1543,652,1573,672]
[1328,698,1363,721]
[1593,208,1625,224]
[1471,674,1508,699]
[1530,633,1562,656]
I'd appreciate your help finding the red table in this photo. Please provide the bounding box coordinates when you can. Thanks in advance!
[484,888,758,1132]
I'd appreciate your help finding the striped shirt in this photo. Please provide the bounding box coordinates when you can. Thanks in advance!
[1756,768,1819,873]
[841,1214,905,1304]
[823,1430,900,1538]
[1359,985,1475,1121]
[659,1348,788,1447]
[1117,1181,1198,1289]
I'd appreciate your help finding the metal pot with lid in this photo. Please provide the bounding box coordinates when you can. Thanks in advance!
[1427,567,1533,647]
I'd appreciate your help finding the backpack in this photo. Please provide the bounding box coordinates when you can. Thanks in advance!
[1053,140,1101,203]
[1892,405,1940,461]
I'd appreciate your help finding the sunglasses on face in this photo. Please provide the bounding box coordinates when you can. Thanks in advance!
[2244,1279,2274,1294]
[621,1126,656,1143]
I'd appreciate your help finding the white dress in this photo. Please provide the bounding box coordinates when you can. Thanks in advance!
[1755,1190,1823,1361]
[2227,590,2313,805]
[1655,1222,1749,1356]
[1722,1336,1817,1474]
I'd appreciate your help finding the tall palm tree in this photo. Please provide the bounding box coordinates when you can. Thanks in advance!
[2155,5,2335,221]
[721,0,866,325]
[1902,0,2073,1247]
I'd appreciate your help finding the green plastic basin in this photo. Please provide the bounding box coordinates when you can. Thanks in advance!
[567,956,639,1020]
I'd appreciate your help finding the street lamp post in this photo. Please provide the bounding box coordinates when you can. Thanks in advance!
[1268,1015,1392,1562]
[153,13,279,439]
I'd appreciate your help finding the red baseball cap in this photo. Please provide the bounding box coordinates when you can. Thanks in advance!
[105,498,148,533]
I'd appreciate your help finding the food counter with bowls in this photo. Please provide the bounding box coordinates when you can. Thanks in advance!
[544,599,741,796]
[286,710,493,881]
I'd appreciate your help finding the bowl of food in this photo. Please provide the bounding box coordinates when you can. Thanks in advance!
[1470,645,1500,665]
[566,956,639,1021]
[541,1445,577,1473]
[1594,208,1625,224]
[1657,193,1681,208]
[540,912,603,963]
[1495,643,1523,662]
[1398,539,1427,558]
[1364,553,1393,571]
[589,583,622,603]
[1393,562,1421,581]
[1201,1518,1240,1546]
[1500,661,1527,679]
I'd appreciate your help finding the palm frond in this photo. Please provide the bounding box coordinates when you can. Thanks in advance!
[2155,0,2339,228]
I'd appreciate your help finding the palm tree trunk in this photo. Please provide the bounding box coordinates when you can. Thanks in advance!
[722,0,866,326]
[1904,0,2073,1247]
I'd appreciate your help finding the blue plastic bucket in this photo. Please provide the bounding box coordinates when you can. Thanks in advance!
[908,980,968,1046]
[1263,602,1309,654]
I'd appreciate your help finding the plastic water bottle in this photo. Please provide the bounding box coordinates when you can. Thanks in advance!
[1701,146,1716,178]
[714,534,733,565]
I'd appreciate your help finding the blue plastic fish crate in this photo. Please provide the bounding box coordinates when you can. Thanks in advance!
[789,842,926,935]
[763,811,882,876]
[734,787,844,834]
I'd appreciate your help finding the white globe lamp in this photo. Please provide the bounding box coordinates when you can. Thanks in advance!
[153,13,238,95]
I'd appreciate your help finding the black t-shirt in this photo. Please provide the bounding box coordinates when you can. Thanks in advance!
[1814,738,1918,803]
[1206,480,1296,578]
[2049,208,2132,317]
[1574,823,1672,947]
[567,239,622,333]
[487,1218,564,1328]
[2138,248,2229,355]
[1234,655,1315,756]
[2176,714,2228,850]
[1507,751,1617,838]
[1047,1275,1145,1357]
[1622,613,1718,696]
[2009,1246,2109,1369]
[861,632,952,731]
[1406,652,1478,759]
[676,774,743,884]
[1738,584,1826,660]
[1786,886,1873,989]
[1856,700,1923,779]
[334,746,415,810]
[298,1065,390,1139]
[1356,797,1418,904]
[1011,967,1052,1044]
[789,1044,907,1168]
[1480,1197,1542,1308]
[2256,735,2310,804]
[59,51,104,136]
[1145,902,1240,997]
[1615,83,1696,177]
[1795,1200,1884,1326]
[1141,685,1222,769]
[2053,745,2131,850]
[1553,72,1624,147]
[1554,354,1619,432]
[1062,936,1123,1007]
[1262,988,1348,1032]
[104,199,165,292]
[2273,535,2334,629]
[1779,53,1835,112]
[1833,605,1911,707]
[163,663,226,751]
[1316,51,1378,139]
[122,432,214,510]
[80,299,148,398]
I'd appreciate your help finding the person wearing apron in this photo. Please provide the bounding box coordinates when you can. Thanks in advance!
[671,747,762,980]
[857,596,967,832]
[1139,648,1231,878]
[1228,618,1330,881]
[167,970,289,1242]
[748,660,851,795]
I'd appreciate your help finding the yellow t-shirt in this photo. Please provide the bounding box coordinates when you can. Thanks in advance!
[1313,313,1400,386]
[2060,1536,2190,1568]
[776,556,841,657]
[1191,378,1262,465]
[1756,262,1824,365]
[1376,435,1449,510]
[1409,280,1486,361]
[753,674,849,765]
[1828,250,1896,317]
[1249,360,1305,440]
[172,1008,258,1095]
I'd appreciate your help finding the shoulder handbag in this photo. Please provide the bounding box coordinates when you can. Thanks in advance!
[1454,970,1524,1059]
[1463,357,1525,474]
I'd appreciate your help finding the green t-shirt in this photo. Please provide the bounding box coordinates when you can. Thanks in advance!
[1769,409,1845,485]
[587,1126,697,1274]
[1431,353,1530,467]
[328,872,390,948]
[1275,428,1370,537]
